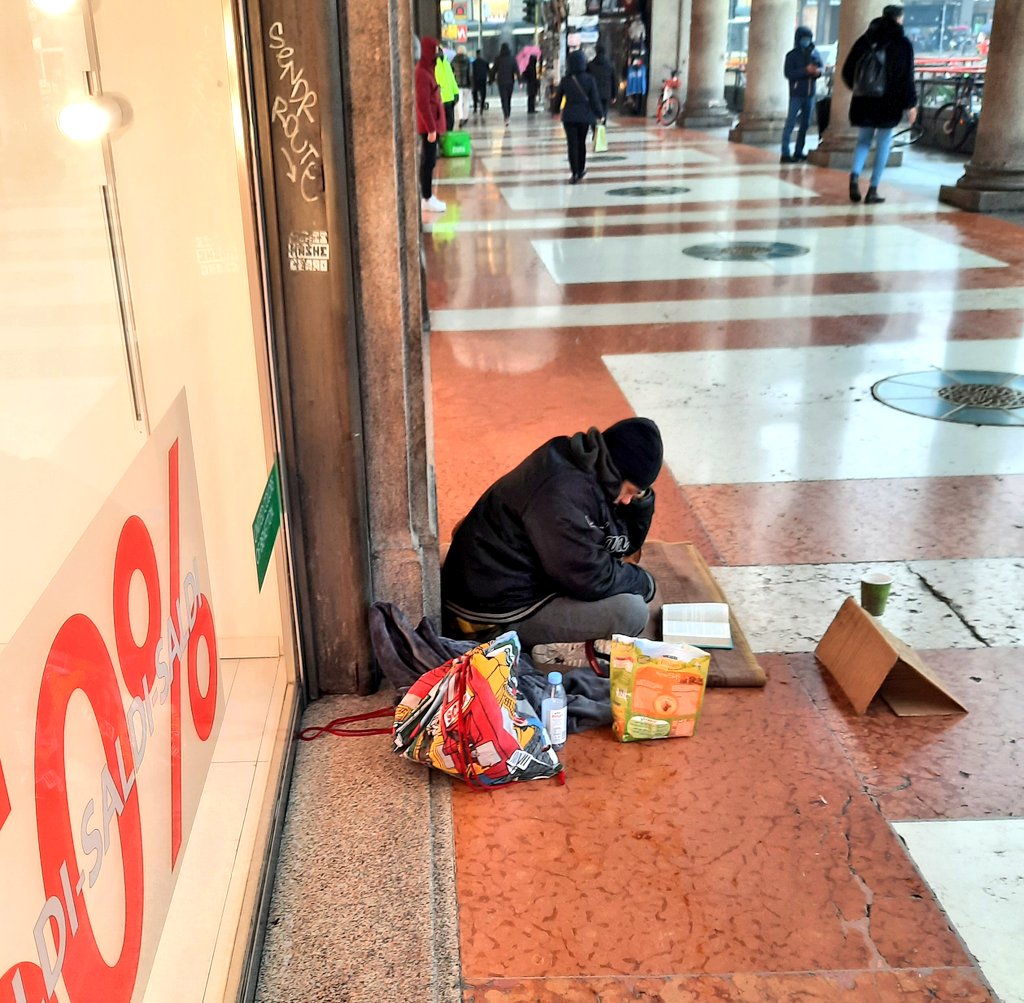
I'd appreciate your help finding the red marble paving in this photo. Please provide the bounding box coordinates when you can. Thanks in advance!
[430,122,1016,999]
[789,648,1024,821]
[464,969,993,1001]
[685,476,1024,565]
[451,658,972,981]
[425,247,1024,312]
[430,333,714,556]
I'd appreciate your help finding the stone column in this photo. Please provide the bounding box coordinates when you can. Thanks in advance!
[807,0,902,169]
[940,0,1024,211]
[341,0,441,618]
[729,0,797,144]
[681,0,734,127]
[648,0,692,120]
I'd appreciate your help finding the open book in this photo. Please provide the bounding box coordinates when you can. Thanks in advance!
[662,602,734,650]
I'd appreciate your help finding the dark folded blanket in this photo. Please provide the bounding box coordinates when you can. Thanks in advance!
[369,602,612,734]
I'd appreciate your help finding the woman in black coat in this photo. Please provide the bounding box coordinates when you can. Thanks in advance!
[555,50,603,184]
[524,54,540,114]
[841,4,917,204]
[490,43,519,126]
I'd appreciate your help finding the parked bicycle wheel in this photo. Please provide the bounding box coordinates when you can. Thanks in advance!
[657,95,680,127]
[934,102,974,153]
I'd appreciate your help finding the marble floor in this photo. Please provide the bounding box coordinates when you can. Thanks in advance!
[426,106,1024,1002]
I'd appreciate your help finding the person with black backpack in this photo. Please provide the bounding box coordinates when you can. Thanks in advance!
[841,4,917,204]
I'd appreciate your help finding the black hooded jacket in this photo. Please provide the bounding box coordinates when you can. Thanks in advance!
[587,50,618,102]
[472,54,490,86]
[441,429,657,629]
[491,45,519,86]
[842,16,917,128]
[555,50,603,127]
[784,27,824,99]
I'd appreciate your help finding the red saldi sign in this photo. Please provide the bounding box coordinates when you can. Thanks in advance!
[0,391,223,1003]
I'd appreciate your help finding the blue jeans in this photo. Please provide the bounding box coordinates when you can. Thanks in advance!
[781,94,815,157]
[851,126,895,187]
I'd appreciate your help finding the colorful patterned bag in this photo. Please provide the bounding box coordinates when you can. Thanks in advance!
[393,631,564,787]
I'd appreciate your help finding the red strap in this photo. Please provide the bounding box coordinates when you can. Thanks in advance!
[453,652,486,790]
[585,639,608,677]
[298,706,394,741]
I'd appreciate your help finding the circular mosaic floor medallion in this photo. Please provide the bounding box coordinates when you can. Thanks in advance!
[605,185,691,197]
[872,370,1024,426]
[682,240,810,261]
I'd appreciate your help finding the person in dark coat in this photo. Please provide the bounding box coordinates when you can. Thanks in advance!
[780,26,824,162]
[451,45,472,126]
[415,37,447,214]
[471,49,489,114]
[490,42,519,126]
[555,49,603,183]
[841,4,917,203]
[524,54,540,114]
[441,418,663,650]
[586,44,619,121]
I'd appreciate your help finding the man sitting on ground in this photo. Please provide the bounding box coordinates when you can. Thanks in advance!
[441,418,663,660]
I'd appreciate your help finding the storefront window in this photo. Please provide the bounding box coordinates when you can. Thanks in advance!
[0,1,297,1000]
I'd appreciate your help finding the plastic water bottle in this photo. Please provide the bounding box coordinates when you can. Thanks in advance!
[541,671,568,750]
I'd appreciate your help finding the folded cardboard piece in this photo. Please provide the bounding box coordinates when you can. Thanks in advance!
[815,597,967,716]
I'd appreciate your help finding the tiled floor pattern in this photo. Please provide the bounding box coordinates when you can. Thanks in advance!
[428,110,1024,1000]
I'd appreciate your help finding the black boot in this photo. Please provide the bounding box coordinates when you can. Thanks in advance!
[865,186,885,204]
[849,174,862,203]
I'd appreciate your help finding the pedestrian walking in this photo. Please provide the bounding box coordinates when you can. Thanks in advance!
[524,54,540,114]
[586,44,619,121]
[555,50,603,183]
[841,4,917,204]
[451,45,472,126]
[491,43,519,126]
[780,27,823,162]
[471,49,489,114]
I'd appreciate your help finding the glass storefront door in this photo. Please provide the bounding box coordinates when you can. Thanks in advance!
[1,1,298,1000]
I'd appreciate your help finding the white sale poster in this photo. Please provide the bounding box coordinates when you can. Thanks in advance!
[0,391,223,1003]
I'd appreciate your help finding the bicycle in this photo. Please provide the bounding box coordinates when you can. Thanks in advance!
[656,68,681,127]
[933,73,983,153]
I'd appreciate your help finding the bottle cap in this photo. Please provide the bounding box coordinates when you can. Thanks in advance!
[547,670,563,685]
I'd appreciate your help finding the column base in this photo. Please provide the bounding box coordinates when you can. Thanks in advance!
[806,147,903,170]
[728,118,786,146]
[938,183,1024,212]
[681,109,735,129]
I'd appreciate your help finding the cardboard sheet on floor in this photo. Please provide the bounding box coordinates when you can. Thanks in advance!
[641,541,766,688]
[815,597,967,716]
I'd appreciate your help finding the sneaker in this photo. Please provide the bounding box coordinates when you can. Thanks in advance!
[780,153,795,163]
[422,195,446,212]
[531,639,611,670]
[794,153,808,162]
[865,187,885,204]
[577,169,587,181]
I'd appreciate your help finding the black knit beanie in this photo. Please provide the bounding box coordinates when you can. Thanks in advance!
[602,417,663,489]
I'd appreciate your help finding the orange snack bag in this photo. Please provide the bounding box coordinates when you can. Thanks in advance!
[609,635,710,742]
